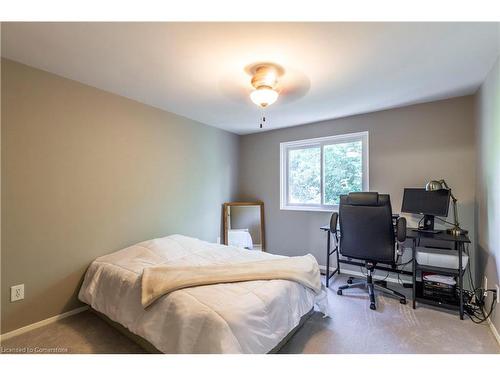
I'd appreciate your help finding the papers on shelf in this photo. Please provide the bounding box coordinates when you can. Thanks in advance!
[423,273,456,286]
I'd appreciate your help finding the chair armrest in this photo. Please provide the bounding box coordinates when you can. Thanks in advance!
[396,217,407,243]
[330,212,338,233]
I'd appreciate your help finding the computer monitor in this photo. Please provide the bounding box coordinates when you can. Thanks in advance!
[401,188,451,231]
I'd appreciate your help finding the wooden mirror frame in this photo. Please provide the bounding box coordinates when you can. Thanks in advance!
[223,201,265,251]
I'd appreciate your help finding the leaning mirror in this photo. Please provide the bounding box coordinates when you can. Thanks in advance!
[223,201,265,251]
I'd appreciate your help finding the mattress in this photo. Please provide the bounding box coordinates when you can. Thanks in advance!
[78,234,320,354]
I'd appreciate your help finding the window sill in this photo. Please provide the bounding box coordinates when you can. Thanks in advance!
[280,205,338,213]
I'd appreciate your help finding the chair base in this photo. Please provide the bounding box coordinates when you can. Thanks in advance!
[337,274,407,310]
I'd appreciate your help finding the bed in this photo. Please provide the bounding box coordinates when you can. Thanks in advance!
[227,228,254,249]
[79,234,326,354]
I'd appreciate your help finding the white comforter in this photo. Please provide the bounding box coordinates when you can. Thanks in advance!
[79,235,326,354]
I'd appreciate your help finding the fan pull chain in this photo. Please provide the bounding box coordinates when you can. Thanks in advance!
[259,109,267,129]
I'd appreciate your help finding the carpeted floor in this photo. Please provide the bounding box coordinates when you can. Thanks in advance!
[2,275,499,354]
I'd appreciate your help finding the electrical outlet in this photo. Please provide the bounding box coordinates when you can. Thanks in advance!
[11,284,24,302]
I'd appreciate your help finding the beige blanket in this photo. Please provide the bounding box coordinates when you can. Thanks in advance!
[141,254,321,308]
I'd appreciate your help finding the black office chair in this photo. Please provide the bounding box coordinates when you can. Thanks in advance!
[330,192,407,310]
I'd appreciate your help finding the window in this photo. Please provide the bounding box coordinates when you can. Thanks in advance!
[280,131,369,211]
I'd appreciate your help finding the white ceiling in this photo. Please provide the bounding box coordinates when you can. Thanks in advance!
[2,22,499,134]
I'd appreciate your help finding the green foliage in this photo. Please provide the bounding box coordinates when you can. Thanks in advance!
[288,141,362,205]
[288,147,321,204]
[324,141,362,205]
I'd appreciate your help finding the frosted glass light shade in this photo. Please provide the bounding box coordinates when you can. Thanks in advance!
[250,86,279,107]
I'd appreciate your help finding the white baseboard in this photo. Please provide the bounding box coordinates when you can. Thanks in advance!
[488,318,500,347]
[319,265,405,285]
[0,305,89,342]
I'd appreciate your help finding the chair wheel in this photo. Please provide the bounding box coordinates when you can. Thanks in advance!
[400,298,407,305]
[347,278,353,284]
[337,289,343,295]
[370,303,376,310]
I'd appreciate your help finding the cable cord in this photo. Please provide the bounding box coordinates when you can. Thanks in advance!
[396,258,413,286]
[434,216,457,227]
[459,243,497,324]
[417,216,424,229]
[461,286,497,324]
[358,266,390,282]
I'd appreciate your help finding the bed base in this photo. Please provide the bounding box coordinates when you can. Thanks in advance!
[91,307,314,354]
[267,308,314,353]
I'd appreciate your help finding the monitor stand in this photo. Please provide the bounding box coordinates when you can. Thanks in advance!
[415,215,442,234]
[422,215,435,230]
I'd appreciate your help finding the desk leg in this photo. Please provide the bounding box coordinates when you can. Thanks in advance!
[335,235,340,276]
[412,238,416,310]
[326,231,331,288]
[458,242,464,320]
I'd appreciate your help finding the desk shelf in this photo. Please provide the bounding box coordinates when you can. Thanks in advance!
[414,281,460,311]
[415,263,465,276]
[414,296,460,311]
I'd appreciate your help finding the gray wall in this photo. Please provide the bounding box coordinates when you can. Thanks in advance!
[475,56,500,332]
[1,59,239,334]
[238,97,476,277]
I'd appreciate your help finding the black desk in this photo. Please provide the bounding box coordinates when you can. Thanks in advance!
[320,225,471,320]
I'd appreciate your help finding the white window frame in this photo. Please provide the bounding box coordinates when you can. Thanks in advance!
[280,131,369,212]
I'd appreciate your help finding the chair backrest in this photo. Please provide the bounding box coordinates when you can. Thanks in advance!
[339,192,395,264]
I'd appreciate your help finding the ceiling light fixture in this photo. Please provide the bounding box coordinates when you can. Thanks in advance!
[249,65,280,108]
[248,63,283,129]
[250,86,279,108]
